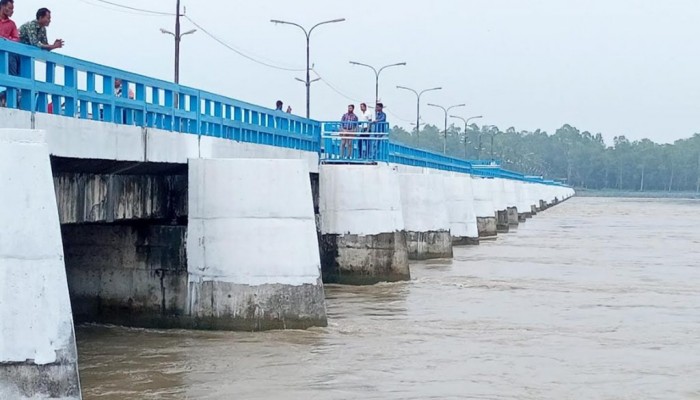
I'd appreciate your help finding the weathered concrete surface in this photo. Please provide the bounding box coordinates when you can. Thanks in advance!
[518,212,533,222]
[398,173,453,260]
[187,158,326,330]
[319,164,410,284]
[496,210,510,233]
[53,171,187,224]
[186,282,326,330]
[507,206,519,227]
[63,224,187,328]
[0,129,81,399]
[476,217,498,238]
[320,232,410,284]
[405,230,453,260]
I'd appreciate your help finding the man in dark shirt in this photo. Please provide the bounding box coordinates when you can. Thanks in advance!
[369,102,388,159]
[340,104,358,158]
[19,8,64,50]
[374,102,387,132]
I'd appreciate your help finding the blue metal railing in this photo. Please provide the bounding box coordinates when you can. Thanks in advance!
[320,121,389,163]
[0,40,320,152]
[0,40,568,188]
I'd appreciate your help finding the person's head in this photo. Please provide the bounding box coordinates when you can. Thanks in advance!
[0,0,14,18]
[347,104,354,113]
[360,103,367,112]
[275,100,283,110]
[36,8,51,26]
[376,102,384,112]
[114,78,122,88]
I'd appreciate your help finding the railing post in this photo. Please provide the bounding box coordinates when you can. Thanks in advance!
[18,52,33,111]
[64,66,77,117]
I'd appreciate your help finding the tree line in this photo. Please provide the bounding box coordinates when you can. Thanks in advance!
[389,123,700,192]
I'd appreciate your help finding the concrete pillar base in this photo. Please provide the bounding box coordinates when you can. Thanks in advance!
[539,200,548,211]
[187,158,327,331]
[507,206,519,227]
[477,216,497,238]
[496,210,510,233]
[320,232,410,285]
[530,205,538,215]
[452,235,480,246]
[518,212,532,222]
[186,281,327,330]
[405,230,453,260]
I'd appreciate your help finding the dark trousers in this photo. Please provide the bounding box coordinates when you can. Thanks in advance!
[8,54,19,76]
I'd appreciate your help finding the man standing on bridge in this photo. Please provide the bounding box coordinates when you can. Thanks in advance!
[19,8,64,51]
[340,104,358,159]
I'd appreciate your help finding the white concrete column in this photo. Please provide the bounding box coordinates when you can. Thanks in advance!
[398,173,453,259]
[471,177,497,238]
[492,178,510,233]
[187,158,327,330]
[319,164,409,285]
[444,174,480,246]
[0,130,81,399]
[515,181,533,219]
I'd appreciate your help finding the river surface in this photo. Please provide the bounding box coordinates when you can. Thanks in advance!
[76,197,700,399]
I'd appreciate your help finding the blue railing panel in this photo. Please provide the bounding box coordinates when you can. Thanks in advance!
[0,40,320,152]
[320,121,389,164]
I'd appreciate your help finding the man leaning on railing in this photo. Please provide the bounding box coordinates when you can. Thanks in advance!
[19,7,64,51]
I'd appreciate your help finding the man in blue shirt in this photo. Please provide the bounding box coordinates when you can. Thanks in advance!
[374,102,387,133]
[369,103,387,159]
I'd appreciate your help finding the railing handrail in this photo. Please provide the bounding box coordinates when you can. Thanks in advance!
[0,40,316,125]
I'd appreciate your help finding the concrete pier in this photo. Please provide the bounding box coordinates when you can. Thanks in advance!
[445,175,480,245]
[491,179,510,233]
[504,180,520,227]
[187,159,327,330]
[398,173,453,260]
[516,182,534,220]
[0,130,81,399]
[319,164,410,285]
[472,177,498,238]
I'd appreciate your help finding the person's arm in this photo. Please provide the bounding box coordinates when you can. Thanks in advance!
[33,27,63,50]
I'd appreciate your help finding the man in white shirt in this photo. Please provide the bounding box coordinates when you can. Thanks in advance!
[358,103,373,158]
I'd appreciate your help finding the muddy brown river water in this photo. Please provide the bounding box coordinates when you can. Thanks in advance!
[76,197,700,399]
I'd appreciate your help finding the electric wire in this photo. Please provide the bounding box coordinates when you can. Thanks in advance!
[185,15,306,72]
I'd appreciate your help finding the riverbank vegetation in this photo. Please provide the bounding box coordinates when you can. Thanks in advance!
[390,124,700,193]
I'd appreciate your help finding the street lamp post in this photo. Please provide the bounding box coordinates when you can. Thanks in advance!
[349,61,406,107]
[490,127,498,160]
[270,18,345,119]
[396,86,441,146]
[427,103,465,154]
[160,0,196,84]
[450,115,483,159]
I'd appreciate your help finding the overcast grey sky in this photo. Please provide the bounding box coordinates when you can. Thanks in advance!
[15,0,700,144]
